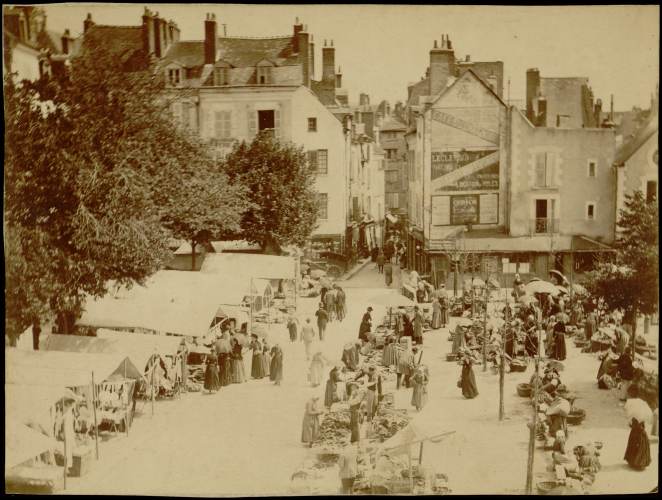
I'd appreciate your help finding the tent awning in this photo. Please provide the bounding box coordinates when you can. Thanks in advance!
[200,253,296,281]
[386,213,398,224]
[5,420,55,470]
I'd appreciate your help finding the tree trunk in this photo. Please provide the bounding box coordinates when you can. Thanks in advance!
[191,239,196,271]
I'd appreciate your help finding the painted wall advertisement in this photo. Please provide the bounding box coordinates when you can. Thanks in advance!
[433,193,499,226]
[450,195,479,225]
[431,149,500,191]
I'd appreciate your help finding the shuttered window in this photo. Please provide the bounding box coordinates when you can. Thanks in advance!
[307,150,328,174]
[214,111,232,139]
[248,110,257,138]
[534,152,555,188]
[317,193,328,219]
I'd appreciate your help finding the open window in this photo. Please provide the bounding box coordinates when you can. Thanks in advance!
[256,59,274,85]
[213,61,231,86]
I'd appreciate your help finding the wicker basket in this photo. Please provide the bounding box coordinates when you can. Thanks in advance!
[567,408,586,425]
[510,361,527,372]
[446,353,458,362]
[517,383,532,397]
[537,481,563,495]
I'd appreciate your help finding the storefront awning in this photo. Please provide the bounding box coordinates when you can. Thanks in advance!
[571,235,615,252]
[385,213,398,224]
[429,234,614,253]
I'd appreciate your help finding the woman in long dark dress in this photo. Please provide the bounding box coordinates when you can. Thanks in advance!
[301,396,323,448]
[203,352,221,393]
[624,417,652,470]
[403,314,414,339]
[217,333,232,386]
[250,335,265,379]
[459,349,479,399]
[552,316,567,361]
[324,366,342,409]
[230,336,246,384]
[411,366,429,411]
[440,291,449,327]
[269,344,283,385]
[358,307,373,342]
[262,341,271,377]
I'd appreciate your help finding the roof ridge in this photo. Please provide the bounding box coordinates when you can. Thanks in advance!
[220,35,292,40]
[91,25,142,30]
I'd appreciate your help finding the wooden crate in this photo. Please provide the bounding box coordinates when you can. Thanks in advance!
[54,446,94,477]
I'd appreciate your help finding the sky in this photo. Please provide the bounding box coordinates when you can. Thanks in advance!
[35,4,659,110]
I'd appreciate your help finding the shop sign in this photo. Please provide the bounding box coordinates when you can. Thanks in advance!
[450,195,479,225]
[431,149,495,181]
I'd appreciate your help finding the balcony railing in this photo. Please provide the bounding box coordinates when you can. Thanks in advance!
[531,218,560,234]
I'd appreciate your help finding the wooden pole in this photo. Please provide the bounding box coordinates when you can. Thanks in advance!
[499,295,507,421]
[91,371,99,460]
[482,270,488,372]
[124,361,129,436]
[63,417,67,490]
[525,311,543,494]
[418,441,424,465]
[151,360,155,417]
[408,445,414,493]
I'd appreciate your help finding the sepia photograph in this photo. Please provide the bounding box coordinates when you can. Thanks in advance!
[3,3,659,496]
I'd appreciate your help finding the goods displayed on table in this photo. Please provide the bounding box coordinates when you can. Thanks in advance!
[315,407,353,450]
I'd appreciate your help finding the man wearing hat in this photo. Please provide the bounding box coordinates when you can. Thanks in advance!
[413,306,423,345]
[358,307,373,342]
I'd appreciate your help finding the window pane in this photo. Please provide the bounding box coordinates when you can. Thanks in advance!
[308,118,317,132]
[308,151,318,171]
[317,149,328,174]
[317,193,328,219]
[587,204,594,219]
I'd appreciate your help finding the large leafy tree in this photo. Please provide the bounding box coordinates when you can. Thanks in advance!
[222,132,319,253]
[584,190,659,338]
[4,39,247,338]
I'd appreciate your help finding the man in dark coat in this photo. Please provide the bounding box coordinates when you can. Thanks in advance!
[316,303,329,341]
[358,307,373,342]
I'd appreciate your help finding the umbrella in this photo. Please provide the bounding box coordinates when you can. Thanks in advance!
[525,280,559,296]
[527,277,542,283]
[368,292,416,308]
[547,398,571,417]
[546,360,565,372]
[487,277,501,290]
[570,283,588,296]
[60,388,83,404]
[624,398,653,424]
[556,286,569,295]
[549,270,569,285]
[319,276,333,288]
[456,318,474,327]
[310,269,326,280]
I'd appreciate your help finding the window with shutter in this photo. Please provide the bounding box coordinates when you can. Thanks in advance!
[545,152,555,187]
[534,152,546,187]
[307,151,318,171]
[274,109,281,138]
[223,111,231,139]
[248,110,257,138]
[317,193,328,219]
[181,102,190,129]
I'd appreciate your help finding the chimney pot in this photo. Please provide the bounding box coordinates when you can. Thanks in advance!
[433,40,438,49]
[324,39,327,47]
[64,28,70,36]
[447,38,452,50]
[330,39,333,47]
[296,16,299,24]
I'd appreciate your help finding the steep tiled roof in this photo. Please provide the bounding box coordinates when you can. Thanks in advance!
[77,25,143,62]
[407,78,429,107]
[36,29,64,54]
[163,36,297,69]
[614,115,658,164]
[380,117,407,132]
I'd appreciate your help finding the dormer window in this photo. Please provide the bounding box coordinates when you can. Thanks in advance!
[256,60,274,85]
[167,68,181,87]
[214,67,230,86]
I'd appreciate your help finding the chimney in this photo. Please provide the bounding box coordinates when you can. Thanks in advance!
[172,22,180,43]
[161,18,168,53]
[142,8,154,55]
[292,17,303,52]
[336,65,342,88]
[61,28,71,54]
[297,27,310,86]
[526,68,540,122]
[152,12,162,58]
[429,34,455,97]
[610,94,614,121]
[594,98,602,126]
[465,55,470,62]
[537,97,547,127]
[360,93,370,106]
[309,34,315,81]
[322,39,335,83]
[83,13,94,34]
[204,13,218,65]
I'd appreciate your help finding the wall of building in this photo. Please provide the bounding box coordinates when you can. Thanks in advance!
[509,109,616,243]
[618,131,658,213]
[422,72,507,244]
[4,42,40,81]
[192,85,347,239]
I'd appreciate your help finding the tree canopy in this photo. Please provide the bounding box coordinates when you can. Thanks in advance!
[4,40,248,339]
[584,190,659,328]
[222,132,319,253]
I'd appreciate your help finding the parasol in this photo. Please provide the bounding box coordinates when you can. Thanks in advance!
[549,270,569,285]
[310,269,326,280]
[525,280,559,296]
[624,398,653,424]
[546,398,571,417]
[556,286,569,295]
[368,292,416,308]
[319,276,333,288]
[527,277,542,283]
[570,283,588,296]
[546,360,565,372]
[487,277,501,290]
[60,388,83,404]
